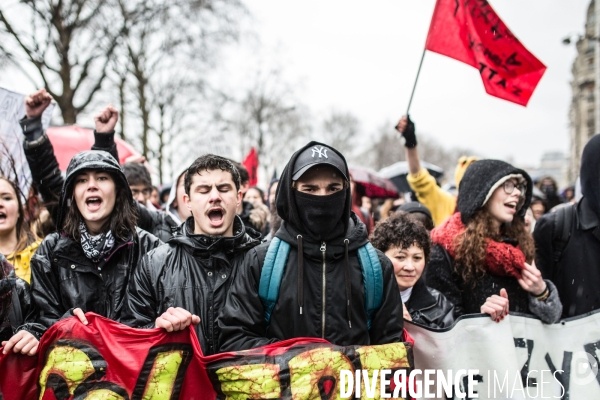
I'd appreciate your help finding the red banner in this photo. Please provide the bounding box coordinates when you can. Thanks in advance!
[0,314,414,399]
[242,147,259,187]
[425,0,546,106]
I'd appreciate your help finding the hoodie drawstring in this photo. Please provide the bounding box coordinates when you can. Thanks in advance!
[297,235,304,315]
[344,239,352,329]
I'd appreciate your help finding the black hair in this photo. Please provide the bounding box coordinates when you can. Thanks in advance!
[122,163,152,189]
[62,171,138,241]
[185,154,241,195]
[370,212,431,261]
[230,161,249,186]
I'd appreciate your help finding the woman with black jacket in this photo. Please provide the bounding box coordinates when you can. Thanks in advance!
[426,160,562,324]
[371,212,455,329]
[0,254,45,356]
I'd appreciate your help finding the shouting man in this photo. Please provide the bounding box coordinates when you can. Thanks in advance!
[122,155,261,355]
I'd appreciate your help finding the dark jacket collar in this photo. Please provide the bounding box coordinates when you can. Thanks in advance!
[405,278,437,311]
[168,215,261,256]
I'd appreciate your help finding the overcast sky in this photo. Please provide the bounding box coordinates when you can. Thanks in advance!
[221,0,591,168]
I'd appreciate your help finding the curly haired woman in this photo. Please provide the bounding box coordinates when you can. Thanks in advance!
[426,160,562,323]
[371,212,455,328]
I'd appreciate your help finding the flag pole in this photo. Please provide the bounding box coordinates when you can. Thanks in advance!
[406,48,427,115]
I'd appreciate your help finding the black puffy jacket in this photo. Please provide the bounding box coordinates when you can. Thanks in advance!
[21,117,177,242]
[121,216,261,355]
[29,151,162,330]
[405,278,455,329]
[0,278,45,342]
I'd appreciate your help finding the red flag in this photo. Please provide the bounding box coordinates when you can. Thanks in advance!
[425,0,546,106]
[242,147,259,186]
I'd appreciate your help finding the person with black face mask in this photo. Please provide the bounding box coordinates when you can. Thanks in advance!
[219,142,404,352]
[534,134,600,318]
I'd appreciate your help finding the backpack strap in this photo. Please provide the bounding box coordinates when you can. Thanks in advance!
[551,204,575,266]
[258,238,291,328]
[357,243,383,330]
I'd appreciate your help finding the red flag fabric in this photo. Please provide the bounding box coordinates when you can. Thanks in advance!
[0,314,414,399]
[425,0,546,106]
[242,147,259,186]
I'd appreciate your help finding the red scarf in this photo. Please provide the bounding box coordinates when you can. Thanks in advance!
[431,213,525,279]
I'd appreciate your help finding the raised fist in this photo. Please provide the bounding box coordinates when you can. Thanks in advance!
[24,88,53,119]
[94,104,119,133]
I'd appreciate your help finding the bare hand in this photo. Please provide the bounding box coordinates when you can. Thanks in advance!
[73,308,88,325]
[395,116,408,134]
[2,331,39,356]
[155,307,200,333]
[94,104,119,133]
[481,288,509,322]
[25,88,53,119]
[402,303,412,321]
[124,155,147,164]
[518,261,546,295]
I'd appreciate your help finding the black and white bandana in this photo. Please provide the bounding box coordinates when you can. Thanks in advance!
[79,221,116,263]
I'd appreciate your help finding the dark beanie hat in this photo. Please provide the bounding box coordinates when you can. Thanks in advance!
[457,159,532,224]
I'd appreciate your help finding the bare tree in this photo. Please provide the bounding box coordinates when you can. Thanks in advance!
[320,110,360,156]
[221,69,311,182]
[114,0,245,176]
[0,0,128,123]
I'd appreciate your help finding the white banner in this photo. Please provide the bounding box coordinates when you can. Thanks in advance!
[0,87,54,198]
[405,311,600,399]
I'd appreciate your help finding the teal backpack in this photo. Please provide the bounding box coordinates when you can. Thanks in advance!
[258,237,384,330]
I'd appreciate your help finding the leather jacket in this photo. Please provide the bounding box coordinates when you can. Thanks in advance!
[405,278,455,329]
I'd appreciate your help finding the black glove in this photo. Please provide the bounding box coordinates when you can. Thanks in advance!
[395,115,417,148]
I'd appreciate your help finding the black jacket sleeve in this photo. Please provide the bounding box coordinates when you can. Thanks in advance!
[533,212,557,281]
[21,117,64,224]
[426,245,465,317]
[121,252,159,329]
[92,130,119,160]
[28,234,64,330]
[218,247,279,352]
[12,278,47,340]
[368,254,405,345]
[136,203,177,242]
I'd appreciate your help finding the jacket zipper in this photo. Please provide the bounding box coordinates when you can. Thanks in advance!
[320,241,326,339]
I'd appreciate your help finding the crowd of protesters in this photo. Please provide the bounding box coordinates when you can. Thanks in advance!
[0,88,597,376]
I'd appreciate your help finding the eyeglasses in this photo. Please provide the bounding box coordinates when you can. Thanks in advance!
[503,180,526,196]
[131,188,151,197]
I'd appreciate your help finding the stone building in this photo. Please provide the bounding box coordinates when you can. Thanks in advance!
[568,0,599,183]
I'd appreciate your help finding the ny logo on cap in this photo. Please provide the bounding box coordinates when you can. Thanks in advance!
[311,146,328,159]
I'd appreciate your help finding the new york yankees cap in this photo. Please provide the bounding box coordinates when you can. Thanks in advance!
[292,144,348,181]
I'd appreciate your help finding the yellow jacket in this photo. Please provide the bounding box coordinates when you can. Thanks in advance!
[407,168,456,227]
[7,239,42,283]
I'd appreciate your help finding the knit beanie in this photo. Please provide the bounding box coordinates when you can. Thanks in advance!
[457,159,533,224]
[454,156,479,188]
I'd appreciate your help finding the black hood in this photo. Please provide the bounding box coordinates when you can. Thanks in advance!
[581,134,600,217]
[169,215,261,256]
[457,159,532,224]
[56,150,133,229]
[275,141,352,239]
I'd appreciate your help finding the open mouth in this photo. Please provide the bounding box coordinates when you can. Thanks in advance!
[207,208,225,226]
[0,212,6,223]
[85,197,103,211]
[504,202,517,211]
